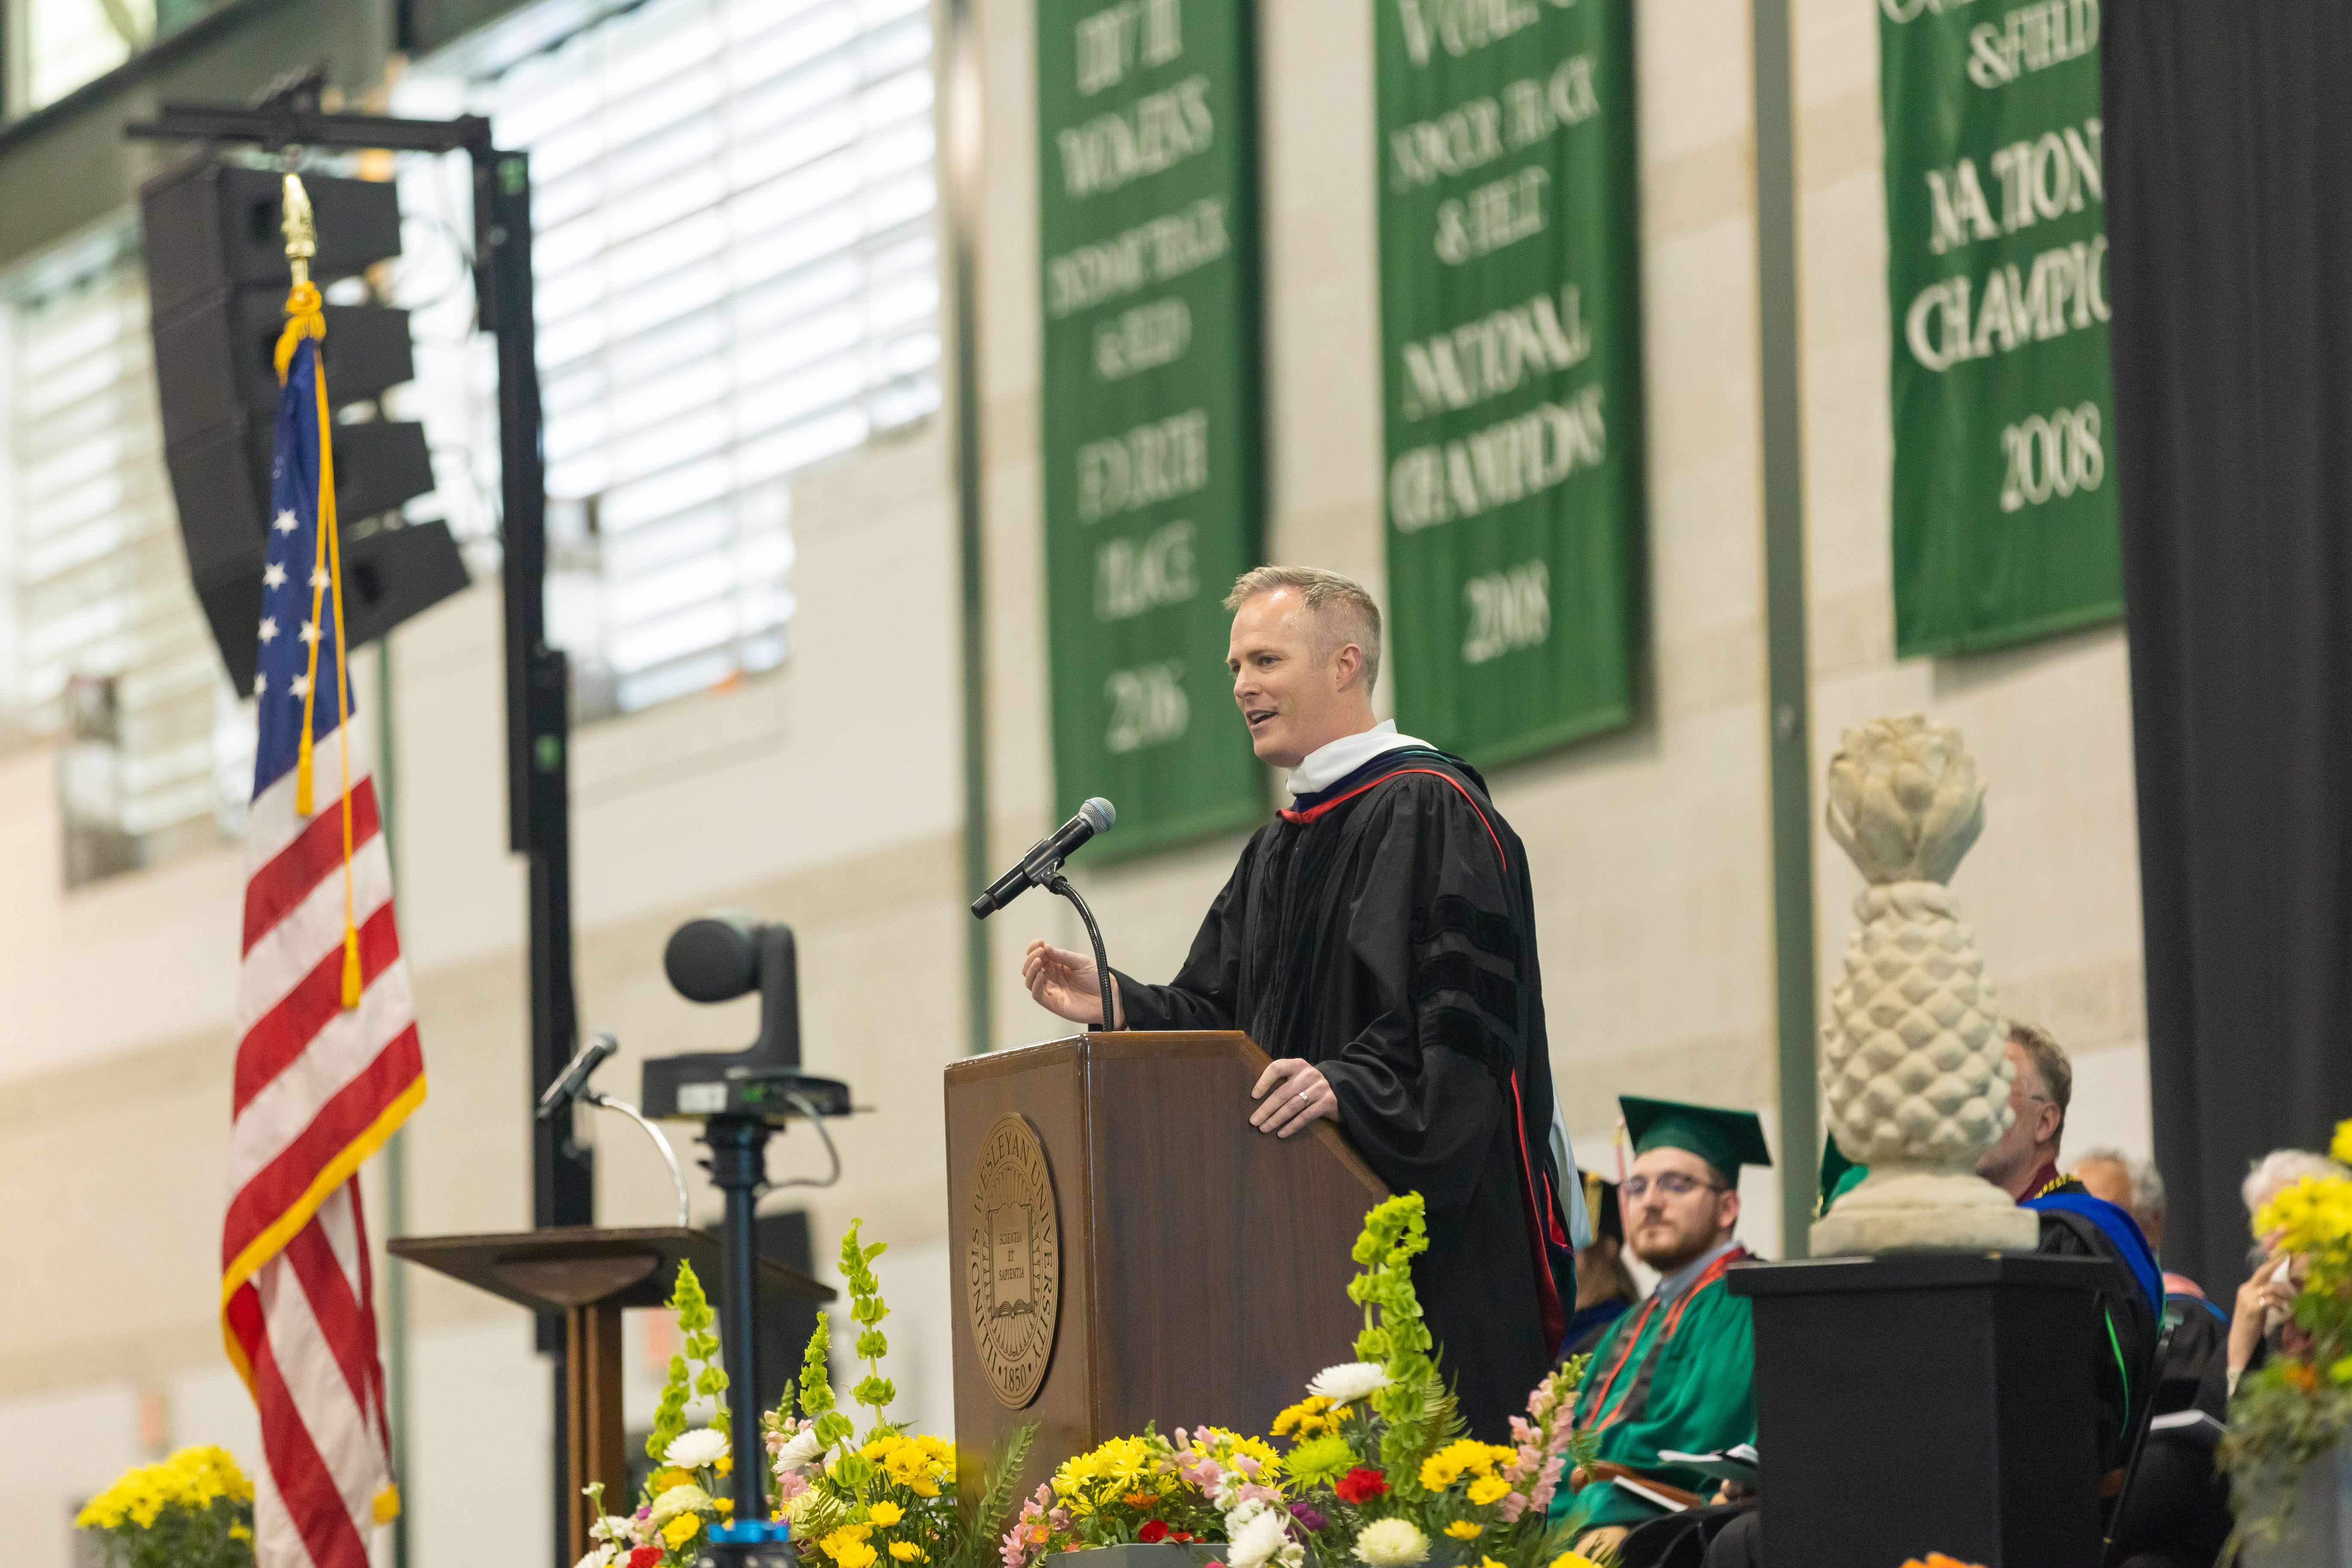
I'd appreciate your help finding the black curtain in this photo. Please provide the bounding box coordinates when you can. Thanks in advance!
[2104,3,2352,1294]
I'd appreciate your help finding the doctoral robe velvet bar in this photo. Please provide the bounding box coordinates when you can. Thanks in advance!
[1112,749,1574,1439]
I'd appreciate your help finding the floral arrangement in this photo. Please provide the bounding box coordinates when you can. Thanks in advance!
[2218,1117,2352,1547]
[768,1221,1034,1568]
[75,1445,256,1568]
[1001,1193,1597,1568]
[576,1260,739,1568]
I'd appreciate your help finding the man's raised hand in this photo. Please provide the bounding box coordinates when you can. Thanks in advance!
[1022,939,1121,1026]
[1251,1056,1336,1137]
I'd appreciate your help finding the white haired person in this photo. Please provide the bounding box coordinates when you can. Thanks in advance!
[1020,567,1575,1440]
[2229,1148,2352,1394]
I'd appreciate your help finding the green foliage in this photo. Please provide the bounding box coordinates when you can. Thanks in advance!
[648,1259,729,1459]
[1347,1193,1446,1495]
[2221,1369,2352,1550]
[797,1312,857,1450]
[840,1219,900,1435]
[941,1426,1036,1568]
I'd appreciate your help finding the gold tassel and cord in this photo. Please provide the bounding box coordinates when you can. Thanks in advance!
[276,175,363,1012]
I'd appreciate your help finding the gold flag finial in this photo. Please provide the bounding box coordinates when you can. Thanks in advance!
[281,172,317,287]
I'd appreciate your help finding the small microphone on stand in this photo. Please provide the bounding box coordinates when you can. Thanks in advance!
[536,1032,618,1121]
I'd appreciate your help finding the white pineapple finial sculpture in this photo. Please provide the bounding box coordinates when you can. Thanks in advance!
[1811,716,2039,1254]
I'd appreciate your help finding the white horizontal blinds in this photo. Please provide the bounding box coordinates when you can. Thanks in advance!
[7,259,250,851]
[493,0,942,714]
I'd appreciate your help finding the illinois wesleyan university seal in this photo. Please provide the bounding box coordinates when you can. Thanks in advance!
[967,1114,1061,1407]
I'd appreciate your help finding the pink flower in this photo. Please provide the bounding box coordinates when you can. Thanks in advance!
[774,1470,809,1505]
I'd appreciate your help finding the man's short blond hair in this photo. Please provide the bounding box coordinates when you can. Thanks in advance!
[2009,1020,2072,1134]
[1223,566,1383,692]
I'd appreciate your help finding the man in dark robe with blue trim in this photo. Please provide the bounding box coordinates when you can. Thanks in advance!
[1020,566,1577,1440]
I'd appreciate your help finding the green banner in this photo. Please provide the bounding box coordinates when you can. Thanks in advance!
[1883,0,2121,656]
[1374,0,1642,766]
[1037,0,1264,857]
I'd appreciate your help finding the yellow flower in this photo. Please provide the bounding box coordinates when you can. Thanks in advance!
[663,1514,702,1548]
[231,1524,253,1542]
[1550,1556,1603,1568]
[1418,1440,1511,1493]
[889,1544,926,1562]
[717,1455,734,1476]
[1466,1476,1510,1507]
[835,1542,880,1568]
[1479,1558,1506,1568]
[654,1468,693,1493]
[1274,1396,1336,1440]
[869,1501,905,1528]
[1444,1522,1484,1541]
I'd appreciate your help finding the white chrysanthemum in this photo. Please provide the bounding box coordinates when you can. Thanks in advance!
[1307,1362,1392,1406]
[665,1428,730,1470]
[1226,1508,1291,1568]
[774,1428,823,1471]
[1351,1519,1430,1568]
[572,1546,615,1568]
[649,1482,712,1525]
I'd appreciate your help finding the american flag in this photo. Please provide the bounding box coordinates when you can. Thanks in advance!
[220,321,425,1568]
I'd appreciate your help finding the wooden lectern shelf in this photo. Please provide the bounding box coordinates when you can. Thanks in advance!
[389,1226,832,1564]
[945,1031,1388,1492]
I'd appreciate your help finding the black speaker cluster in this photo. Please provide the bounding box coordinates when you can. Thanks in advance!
[138,159,471,692]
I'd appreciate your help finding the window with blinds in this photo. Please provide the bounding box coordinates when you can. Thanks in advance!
[0,238,252,883]
[402,0,943,718]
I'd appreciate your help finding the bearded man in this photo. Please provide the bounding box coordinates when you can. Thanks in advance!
[1019,565,1576,1439]
[1563,1098,1769,1546]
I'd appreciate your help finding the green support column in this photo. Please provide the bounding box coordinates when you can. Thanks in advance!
[1750,0,1819,1257]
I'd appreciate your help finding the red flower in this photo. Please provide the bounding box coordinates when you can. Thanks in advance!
[627,1547,663,1568]
[1335,1468,1388,1505]
[1170,1534,1194,1544]
[1138,1522,1170,1544]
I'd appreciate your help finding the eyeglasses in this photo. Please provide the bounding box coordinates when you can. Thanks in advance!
[1622,1172,1727,1200]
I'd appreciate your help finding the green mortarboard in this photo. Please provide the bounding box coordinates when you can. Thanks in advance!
[1816,1130,1866,1217]
[1620,1096,1773,1183]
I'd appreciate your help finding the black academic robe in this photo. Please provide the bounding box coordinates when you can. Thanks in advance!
[1112,747,1576,1439]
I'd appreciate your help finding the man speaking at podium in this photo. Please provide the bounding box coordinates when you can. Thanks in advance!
[1022,566,1577,1439]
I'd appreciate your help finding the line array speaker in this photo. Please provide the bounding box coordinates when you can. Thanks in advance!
[138,157,469,691]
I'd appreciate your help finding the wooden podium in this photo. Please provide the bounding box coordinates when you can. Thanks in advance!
[944,1032,1387,1483]
[389,1226,833,1562]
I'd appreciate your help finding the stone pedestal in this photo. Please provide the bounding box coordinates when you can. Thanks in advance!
[1811,1164,2037,1254]
[1729,1253,2108,1568]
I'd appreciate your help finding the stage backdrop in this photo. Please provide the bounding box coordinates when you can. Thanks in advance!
[1037,0,1265,858]
[1375,0,1642,765]
[1880,0,2121,657]
[2105,1,2352,1293]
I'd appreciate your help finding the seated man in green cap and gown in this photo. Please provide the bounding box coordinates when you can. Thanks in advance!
[1559,1097,1771,1553]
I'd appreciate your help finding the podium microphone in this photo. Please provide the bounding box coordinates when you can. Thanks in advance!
[536,1032,618,1121]
[970,797,1116,917]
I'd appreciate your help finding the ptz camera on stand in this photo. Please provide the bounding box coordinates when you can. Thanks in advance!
[640,914,856,1565]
